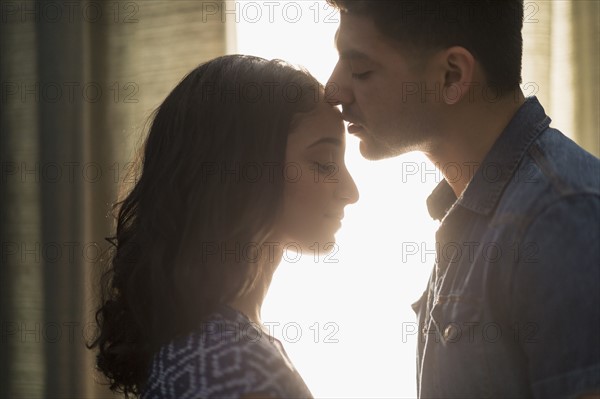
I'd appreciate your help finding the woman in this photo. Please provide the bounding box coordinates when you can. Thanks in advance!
[89,54,359,398]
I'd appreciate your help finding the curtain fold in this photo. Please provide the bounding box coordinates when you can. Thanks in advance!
[1,1,226,397]
[521,0,599,157]
[571,0,599,156]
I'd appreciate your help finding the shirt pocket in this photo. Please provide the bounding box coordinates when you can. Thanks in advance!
[428,295,494,398]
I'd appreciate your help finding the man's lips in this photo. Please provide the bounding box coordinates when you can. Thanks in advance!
[342,112,366,135]
[347,122,366,135]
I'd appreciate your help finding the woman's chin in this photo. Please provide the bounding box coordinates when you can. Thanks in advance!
[302,236,339,256]
[318,240,339,257]
[279,235,338,259]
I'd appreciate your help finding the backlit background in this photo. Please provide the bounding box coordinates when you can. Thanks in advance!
[1,1,597,397]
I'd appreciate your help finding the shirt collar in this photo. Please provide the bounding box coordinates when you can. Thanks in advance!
[426,96,552,221]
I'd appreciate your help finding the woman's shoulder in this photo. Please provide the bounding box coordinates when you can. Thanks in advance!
[141,306,313,399]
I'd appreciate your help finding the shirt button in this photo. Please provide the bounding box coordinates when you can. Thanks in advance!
[443,324,456,340]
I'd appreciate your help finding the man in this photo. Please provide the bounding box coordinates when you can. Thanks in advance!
[325,1,600,398]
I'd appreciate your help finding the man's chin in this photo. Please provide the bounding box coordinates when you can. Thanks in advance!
[358,140,399,161]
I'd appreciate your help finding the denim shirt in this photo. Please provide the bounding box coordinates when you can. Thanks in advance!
[412,97,600,398]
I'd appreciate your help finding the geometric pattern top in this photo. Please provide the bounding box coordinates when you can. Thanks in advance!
[140,305,314,399]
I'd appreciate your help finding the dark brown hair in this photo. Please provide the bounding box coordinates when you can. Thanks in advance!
[88,55,322,396]
[327,0,524,90]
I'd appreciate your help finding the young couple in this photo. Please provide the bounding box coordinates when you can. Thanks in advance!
[90,1,600,398]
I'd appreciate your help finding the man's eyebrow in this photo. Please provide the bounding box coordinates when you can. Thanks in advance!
[339,49,371,61]
[306,137,342,149]
[334,30,370,61]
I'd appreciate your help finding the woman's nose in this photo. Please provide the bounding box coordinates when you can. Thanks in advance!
[335,165,359,205]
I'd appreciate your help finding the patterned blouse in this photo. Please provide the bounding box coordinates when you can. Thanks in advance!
[141,305,313,399]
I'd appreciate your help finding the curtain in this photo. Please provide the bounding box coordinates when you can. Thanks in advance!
[521,0,599,156]
[1,1,226,397]
[1,1,597,398]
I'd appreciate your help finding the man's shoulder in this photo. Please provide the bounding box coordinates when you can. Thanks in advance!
[500,127,599,210]
[489,126,599,241]
[527,127,600,195]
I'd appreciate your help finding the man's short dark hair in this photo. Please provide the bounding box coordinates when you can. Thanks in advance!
[327,0,524,90]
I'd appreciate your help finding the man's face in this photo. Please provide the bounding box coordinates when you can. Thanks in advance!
[327,13,442,160]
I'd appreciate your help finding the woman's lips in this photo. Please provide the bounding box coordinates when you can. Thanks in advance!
[325,214,343,225]
[325,216,342,229]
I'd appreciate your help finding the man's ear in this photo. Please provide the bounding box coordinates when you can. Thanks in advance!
[440,46,476,105]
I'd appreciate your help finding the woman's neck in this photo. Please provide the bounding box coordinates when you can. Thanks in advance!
[227,243,283,326]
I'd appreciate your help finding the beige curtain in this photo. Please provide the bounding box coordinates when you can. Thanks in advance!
[522,0,599,157]
[1,1,226,397]
[1,1,597,398]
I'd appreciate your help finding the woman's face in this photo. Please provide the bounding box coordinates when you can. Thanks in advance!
[276,101,359,255]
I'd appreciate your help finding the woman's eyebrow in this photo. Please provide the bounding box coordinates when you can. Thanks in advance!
[306,137,342,149]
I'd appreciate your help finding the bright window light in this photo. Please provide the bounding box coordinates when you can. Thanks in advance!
[230,1,439,397]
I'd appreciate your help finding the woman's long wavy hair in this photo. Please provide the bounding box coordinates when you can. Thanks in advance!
[88,55,322,397]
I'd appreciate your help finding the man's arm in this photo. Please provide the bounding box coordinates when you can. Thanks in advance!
[511,194,600,399]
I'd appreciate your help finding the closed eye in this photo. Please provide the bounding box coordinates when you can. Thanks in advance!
[315,162,337,173]
[351,71,372,80]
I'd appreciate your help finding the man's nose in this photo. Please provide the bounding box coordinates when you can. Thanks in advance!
[326,62,354,106]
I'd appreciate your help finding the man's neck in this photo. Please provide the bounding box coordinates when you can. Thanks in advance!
[426,91,526,197]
